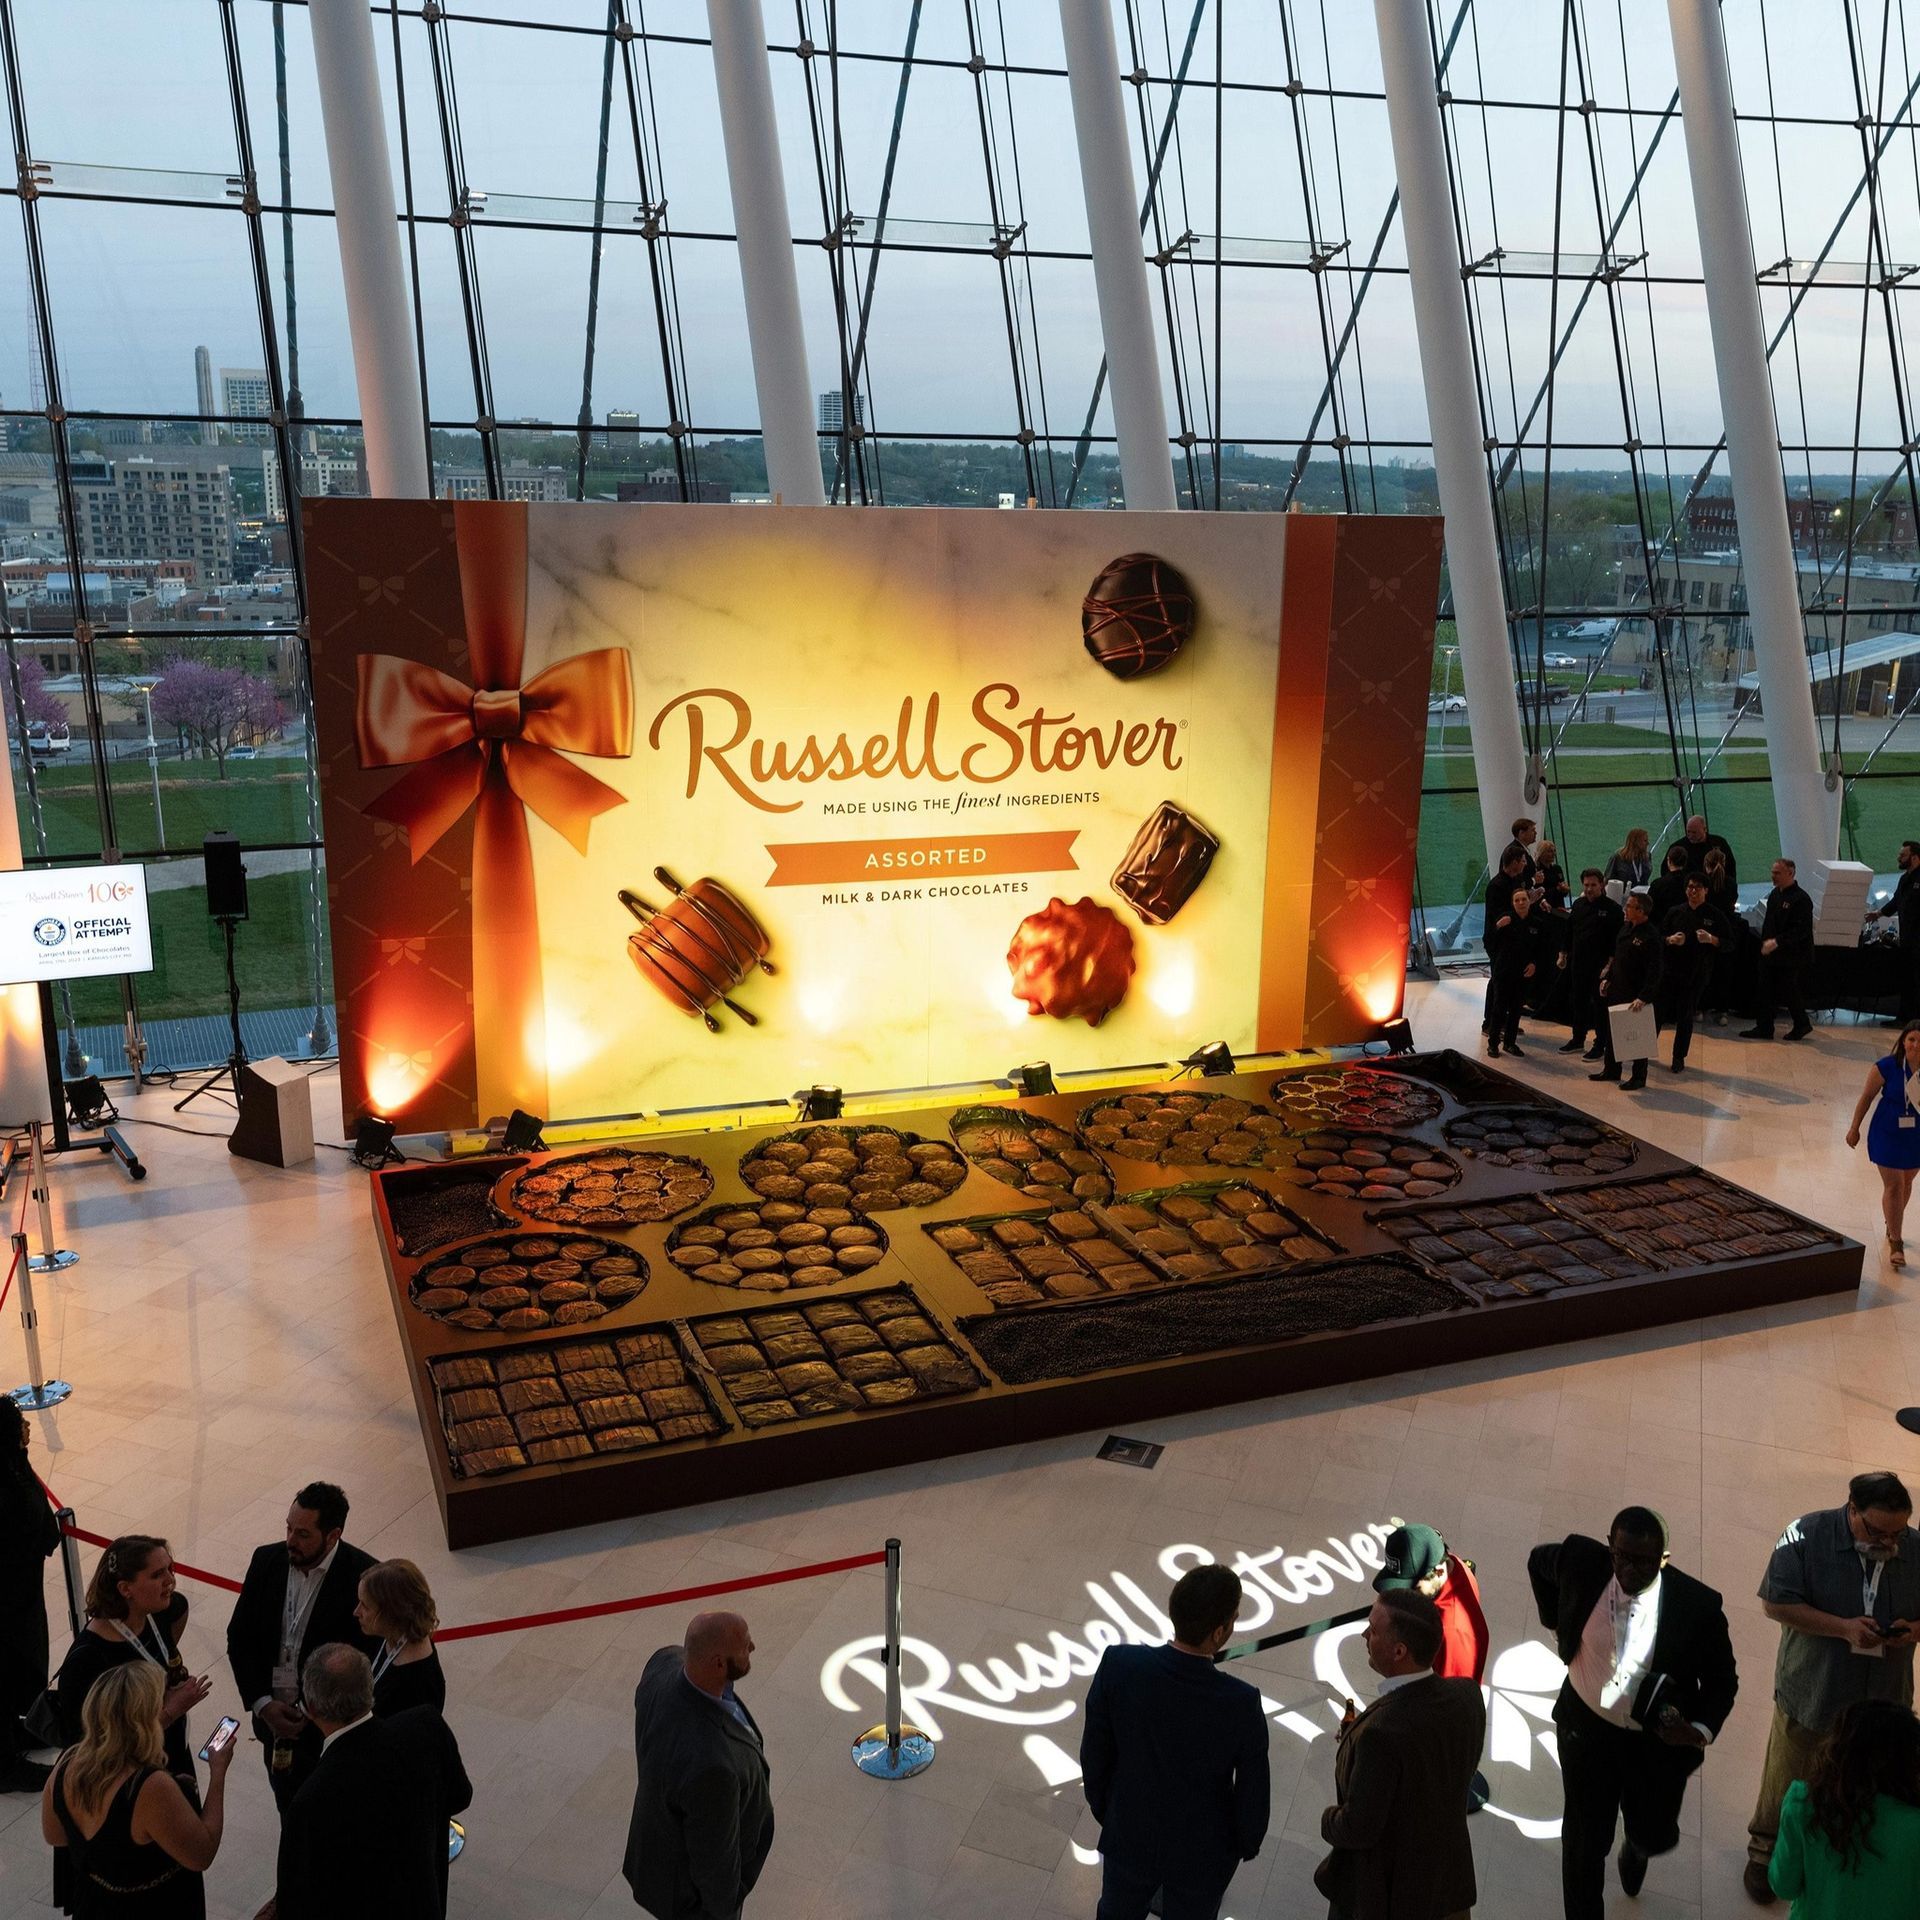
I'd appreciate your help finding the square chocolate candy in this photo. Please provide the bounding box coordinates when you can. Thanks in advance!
[1111,800,1219,925]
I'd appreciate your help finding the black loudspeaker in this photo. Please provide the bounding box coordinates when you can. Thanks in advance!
[203,831,249,921]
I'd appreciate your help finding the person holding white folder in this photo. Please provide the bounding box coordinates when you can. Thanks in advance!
[1593,892,1664,1091]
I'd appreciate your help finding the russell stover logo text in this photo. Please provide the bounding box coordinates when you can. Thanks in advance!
[649,685,1184,816]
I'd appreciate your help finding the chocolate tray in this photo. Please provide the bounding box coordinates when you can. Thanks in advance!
[368,1051,1862,1545]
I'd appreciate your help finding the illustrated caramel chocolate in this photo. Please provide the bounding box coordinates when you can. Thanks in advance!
[1112,800,1218,925]
[621,866,775,1031]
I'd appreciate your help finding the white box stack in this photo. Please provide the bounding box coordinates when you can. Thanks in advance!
[1805,858,1874,946]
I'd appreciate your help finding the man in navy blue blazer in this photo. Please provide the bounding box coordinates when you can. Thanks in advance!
[1079,1564,1271,1920]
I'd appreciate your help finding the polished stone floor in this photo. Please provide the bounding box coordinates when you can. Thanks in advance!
[0,973,1908,1920]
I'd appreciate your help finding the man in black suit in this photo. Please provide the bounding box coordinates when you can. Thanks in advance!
[1315,1589,1484,1920]
[624,1611,773,1920]
[1559,869,1624,1060]
[1080,1564,1269,1920]
[1874,839,1920,1020]
[1742,858,1815,1042]
[1530,1506,1739,1920]
[1593,890,1664,1090]
[276,1643,471,1920]
[1660,873,1732,1072]
[1666,813,1737,892]
[224,1481,379,1811]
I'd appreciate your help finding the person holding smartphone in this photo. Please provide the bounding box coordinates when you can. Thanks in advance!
[41,1660,230,1918]
[1846,1020,1920,1267]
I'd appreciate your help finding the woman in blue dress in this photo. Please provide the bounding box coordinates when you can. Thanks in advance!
[1846,1021,1920,1266]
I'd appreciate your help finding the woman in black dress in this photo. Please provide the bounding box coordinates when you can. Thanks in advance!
[52,1539,208,1797]
[355,1559,445,1717]
[0,1398,60,1792]
[40,1661,229,1918]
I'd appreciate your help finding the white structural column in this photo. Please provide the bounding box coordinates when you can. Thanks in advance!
[707,0,826,507]
[1372,0,1533,868]
[1668,0,1835,863]
[1057,0,1176,511]
[307,0,430,499]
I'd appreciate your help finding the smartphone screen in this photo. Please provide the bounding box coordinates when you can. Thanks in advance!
[197,1716,239,1762]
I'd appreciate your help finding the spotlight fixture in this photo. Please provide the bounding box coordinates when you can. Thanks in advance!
[350,1115,400,1170]
[63,1074,115,1130]
[1007,1061,1056,1098]
[1378,1016,1416,1055]
[502,1109,548,1153]
[1183,1040,1236,1078]
[793,1085,845,1121]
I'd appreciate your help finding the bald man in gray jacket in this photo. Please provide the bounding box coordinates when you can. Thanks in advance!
[623,1612,774,1920]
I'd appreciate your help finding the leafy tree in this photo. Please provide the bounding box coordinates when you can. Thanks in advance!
[12,654,65,734]
[150,657,280,778]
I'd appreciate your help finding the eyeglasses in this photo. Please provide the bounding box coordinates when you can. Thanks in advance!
[1854,1511,1909,1546]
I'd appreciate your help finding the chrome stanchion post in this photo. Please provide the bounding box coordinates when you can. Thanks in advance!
[851,1537,934,1780]
[9,1231,72,1411]
[54,1507,83,1640]
[26,1121,78,1274]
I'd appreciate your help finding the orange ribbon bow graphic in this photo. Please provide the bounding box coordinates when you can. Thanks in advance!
[353,504,633,1119]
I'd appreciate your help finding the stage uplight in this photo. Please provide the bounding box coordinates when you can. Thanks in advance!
[350,1115,400,1169]
[794,1085,844,1121]
[1378,1017,1415,1055]
[1007,1061,1056,1098]
[502,1108,548,1152]
[63,1074,115,1130]
[1183,1040,1236,1077]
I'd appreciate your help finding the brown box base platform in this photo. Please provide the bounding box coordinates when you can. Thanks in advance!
[369,1053,1861,1546]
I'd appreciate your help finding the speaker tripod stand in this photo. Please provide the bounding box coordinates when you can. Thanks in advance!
[174,915,246,1113]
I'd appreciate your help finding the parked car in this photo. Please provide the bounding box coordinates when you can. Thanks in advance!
[1514,681,1572,704]
[227,742,258,760]
[1427,693,1467,712]
[1542,652,1579,669]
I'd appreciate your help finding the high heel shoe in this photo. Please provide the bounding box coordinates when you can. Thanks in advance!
[1892,1238,1907,1269]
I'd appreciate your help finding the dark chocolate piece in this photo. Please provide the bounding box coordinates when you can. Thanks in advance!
[1081,552,1196,680]
[1112,800,1219,926]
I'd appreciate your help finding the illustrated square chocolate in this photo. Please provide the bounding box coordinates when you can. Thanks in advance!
[1112,800,1219,925]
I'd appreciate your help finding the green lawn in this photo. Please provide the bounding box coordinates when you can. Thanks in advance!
[14,756,315,861]
[64,868,330,1023]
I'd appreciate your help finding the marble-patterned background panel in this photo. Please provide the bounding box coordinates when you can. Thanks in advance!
[517,505,1298,1114]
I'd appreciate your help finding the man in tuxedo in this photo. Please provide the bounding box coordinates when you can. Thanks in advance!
[1315,1589,1484,1920]
[275,1643,471,1920]
[225,1481,379,1810]
[624,1612,773,1920]
[1080,1563,1269,1920]
[1742,858,1815,1042]
[1530,1507,1738,1920]
[1559,869,1625,1061]
[1875,839,1920,1019]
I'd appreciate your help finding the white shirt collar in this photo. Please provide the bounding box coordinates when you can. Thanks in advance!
[1377,1669,1435,1696]
[292,1542,340,1585]
[320,1711,374,1753]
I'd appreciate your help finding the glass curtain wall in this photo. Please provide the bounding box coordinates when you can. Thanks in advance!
[3,0,1917,1076]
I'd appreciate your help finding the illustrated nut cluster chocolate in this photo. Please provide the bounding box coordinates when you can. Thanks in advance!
[1377,1198,1653,1302]
[1546,1173,1835,1267]
[1266,1066,1443,1135]
[429,1330,723,1476]
[738,1126,966,1211]
[409,1234,647,1332]
[1267,1130,1462,1201]
[1081,552,1197,681]
[949,1108,1112,1204]
[1444,1107,1636,1176]
[504,1147,712,1227]
[689,1288,980,1426]
[1007,897,1135,1027]
[667,1200,889,1292]
[1076,1089,1292,1169]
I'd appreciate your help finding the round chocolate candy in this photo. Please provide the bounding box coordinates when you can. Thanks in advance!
[1082,552,1196,680]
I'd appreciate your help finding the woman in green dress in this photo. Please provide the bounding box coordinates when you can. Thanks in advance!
[1769,1699,1920,1917]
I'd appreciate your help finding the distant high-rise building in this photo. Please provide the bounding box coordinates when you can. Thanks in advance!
[75,455,235,585]
[436,465,569,504]
[220,367,272,441]
[194,346,215,443]
[817,389,865,434]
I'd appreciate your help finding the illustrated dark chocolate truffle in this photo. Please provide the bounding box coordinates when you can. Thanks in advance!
[1082,552,1196,680]
[1112,800,1219,925]
[1007,896,1135,1026]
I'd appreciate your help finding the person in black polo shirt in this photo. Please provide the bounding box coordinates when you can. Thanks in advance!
[1594,891,1663,1089]
[1661,873,1731,1073]
[1481,844,1534,1037]
[1742,858,1815,1043]
[1648,844,1693,925]
[1559,870,1624,1060]
[1874,840,1920,1021]
[1487,886,1550,1059]
[1666,813,1737,892]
